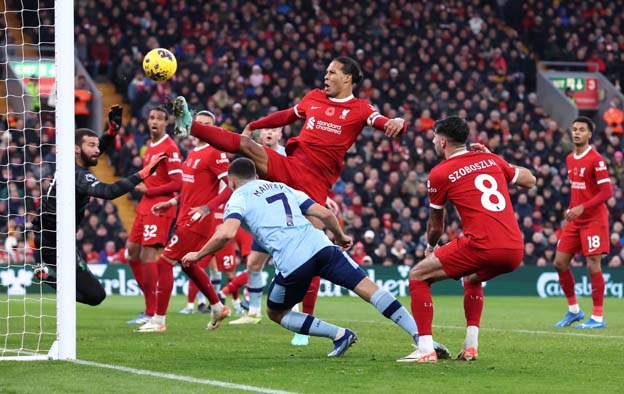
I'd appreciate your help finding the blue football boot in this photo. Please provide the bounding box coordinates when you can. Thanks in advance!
[554,310,585,327]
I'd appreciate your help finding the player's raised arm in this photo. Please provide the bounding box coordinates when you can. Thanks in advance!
[303,202,352,250]
[181,218,241,266]
[367,109,407,138]
[98,104,123,153]
[76,151,168,200]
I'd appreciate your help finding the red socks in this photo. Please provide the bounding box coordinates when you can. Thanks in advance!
[558,269,578,306]
[463,280,484,327]
[143,262,158,316]
[182,264,220,305]
[187,280,199,303]
[191,123,241,153]
[222,271,248,297]
[156,259,174,316]
[302,276,321,314]
[590,271,605,317]
[409,280,433,336]
[128,259,144,291]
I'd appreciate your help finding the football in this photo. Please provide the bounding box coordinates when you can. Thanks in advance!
[142,48,177,82]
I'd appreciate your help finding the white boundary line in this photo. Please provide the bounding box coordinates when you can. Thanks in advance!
[70,359,298,394]
[334,319,624,339]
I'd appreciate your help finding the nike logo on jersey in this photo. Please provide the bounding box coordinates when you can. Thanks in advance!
[311,106,321,109]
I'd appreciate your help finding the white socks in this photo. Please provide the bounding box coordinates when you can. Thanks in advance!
[418,335,434,353]
[464,325,479,349]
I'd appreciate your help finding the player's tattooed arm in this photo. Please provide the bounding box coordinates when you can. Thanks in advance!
[425,207,444,255]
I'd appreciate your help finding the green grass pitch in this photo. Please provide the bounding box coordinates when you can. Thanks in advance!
[1,295,622,393]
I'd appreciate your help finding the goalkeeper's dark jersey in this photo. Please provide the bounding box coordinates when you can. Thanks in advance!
[35,134,142,247]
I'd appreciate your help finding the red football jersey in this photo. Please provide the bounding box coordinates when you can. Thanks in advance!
[137,135,183,216]
[428,151,523,249]
[177,144,230,232]
[566,146,610,222]
[287,89,380,185]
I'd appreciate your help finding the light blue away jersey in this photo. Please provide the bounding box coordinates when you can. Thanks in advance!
[224,179,333,277]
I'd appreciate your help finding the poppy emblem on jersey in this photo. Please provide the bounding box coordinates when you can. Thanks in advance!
[339,109,351,120]
[325,107,335,116]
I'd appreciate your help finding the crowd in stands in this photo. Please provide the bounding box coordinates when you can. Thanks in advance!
[2,0,624,269]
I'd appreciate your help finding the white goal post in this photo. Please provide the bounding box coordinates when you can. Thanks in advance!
[0,0,75,361]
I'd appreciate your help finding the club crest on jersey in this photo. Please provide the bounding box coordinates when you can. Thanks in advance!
[325,107,335,117]
[579,167,586,177]
[339,109,351,120]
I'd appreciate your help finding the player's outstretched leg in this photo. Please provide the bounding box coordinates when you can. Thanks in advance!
[269,308,357,357]
[290,304,309,346]
[349,275,449,361]
[291,277,321,346]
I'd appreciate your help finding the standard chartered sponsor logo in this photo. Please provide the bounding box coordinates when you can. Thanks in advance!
[315,120,342,134]
[537,272,623,298]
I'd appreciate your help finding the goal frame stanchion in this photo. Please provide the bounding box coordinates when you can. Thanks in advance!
[52,0,76,361]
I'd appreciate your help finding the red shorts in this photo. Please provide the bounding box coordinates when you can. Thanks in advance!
[557,219,610,256]
[235,228,253,259]
[129,213,174,246]
[434,236,523,281]
[162,225,236,272]
[212,242,237,272]
[264,147,330,203]
[192,244,236,272]
[161,226,207,261]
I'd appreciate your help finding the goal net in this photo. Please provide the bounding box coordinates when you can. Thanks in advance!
[1,0,75,360]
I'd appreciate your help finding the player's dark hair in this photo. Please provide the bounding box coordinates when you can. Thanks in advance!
[150,106,169,121]
[433,116,469,145]
[334,56,363,85]
[228,157,257,180]
[75,128,98,146]
[572,116,595,133]
[195,110,216,122]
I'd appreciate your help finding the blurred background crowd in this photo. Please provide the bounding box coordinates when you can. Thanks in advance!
[2,0,624,268]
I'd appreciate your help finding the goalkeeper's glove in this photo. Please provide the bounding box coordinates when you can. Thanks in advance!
[106,104,123,136]
[138,152,168,179]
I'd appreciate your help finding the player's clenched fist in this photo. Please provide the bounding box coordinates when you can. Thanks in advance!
[384,117,405,137]
[334,233,353,250]
[181,251,201,267]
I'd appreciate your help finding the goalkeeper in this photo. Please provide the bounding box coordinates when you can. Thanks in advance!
[33,106,168,306]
